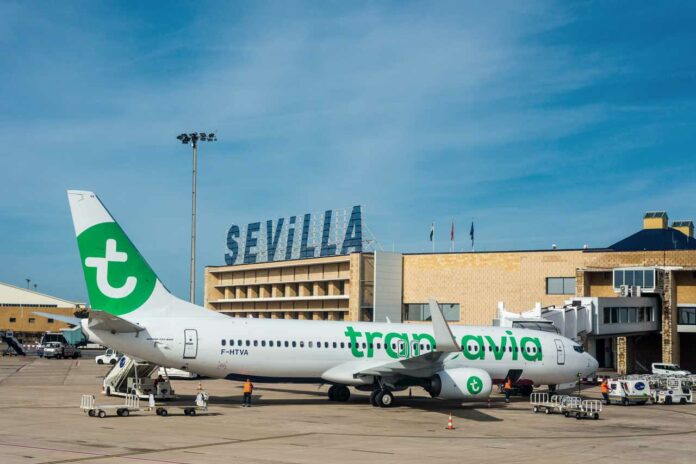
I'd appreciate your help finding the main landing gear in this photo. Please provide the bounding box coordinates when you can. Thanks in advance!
[370,389,395,408]
[328,385,350,402]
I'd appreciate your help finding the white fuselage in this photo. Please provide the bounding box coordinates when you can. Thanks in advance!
[84,307,598,387]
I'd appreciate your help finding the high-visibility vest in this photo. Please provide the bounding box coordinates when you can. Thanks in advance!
[243,381,253,393]
[601,382,609,394]
[504,379,512,390]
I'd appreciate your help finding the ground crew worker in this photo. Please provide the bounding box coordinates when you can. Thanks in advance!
[600,379,610,405]
[504,377,512,403]
[242,378,254,407]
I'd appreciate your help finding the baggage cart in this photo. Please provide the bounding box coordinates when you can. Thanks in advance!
[563,399,602,420]
[80,394,140,418]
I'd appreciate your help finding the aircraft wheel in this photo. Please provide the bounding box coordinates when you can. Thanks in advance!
[377,390,394,408]
[370,390,380,407]
[327,385,337,401]
[334,386,350,402]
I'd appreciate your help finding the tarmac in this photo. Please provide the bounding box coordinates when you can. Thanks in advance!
[1,357,695,464]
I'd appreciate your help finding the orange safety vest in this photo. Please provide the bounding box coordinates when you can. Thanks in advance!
[243,381,253,393]
[601,382,609,394]
[504,379,512,390]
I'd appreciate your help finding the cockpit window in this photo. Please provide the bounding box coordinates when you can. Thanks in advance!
[573,345,584,353]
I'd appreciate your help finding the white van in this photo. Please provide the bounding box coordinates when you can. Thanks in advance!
[652,363,691,376]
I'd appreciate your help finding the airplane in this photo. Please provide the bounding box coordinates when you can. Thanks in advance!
[39,190,598,408]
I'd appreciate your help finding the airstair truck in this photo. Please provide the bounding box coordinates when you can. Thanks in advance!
[0,331,26,356]
[103,355,175,400]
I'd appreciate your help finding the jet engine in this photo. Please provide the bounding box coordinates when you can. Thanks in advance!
[427,367,492,400]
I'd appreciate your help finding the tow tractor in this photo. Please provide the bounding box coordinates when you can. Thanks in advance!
[651,378,693,405]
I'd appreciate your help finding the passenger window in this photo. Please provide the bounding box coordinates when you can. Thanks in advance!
[221,339,226,346]
[348,342,352,348]
[292,341,296,348]
[309,341,313,348]
[269,341,274,347]
[324,342,329,348]
[377,343,381,349]
[238,340,242,346]
[317,342,322,349]
[508,346,512,352]
[261,340,266,347]
[246,340,250,347]
[284,341,289,347]
[253,340,258,347]
[362,342,367,349]
[300,341,305,348]
[332,342,337,348]
[340,342,345,348]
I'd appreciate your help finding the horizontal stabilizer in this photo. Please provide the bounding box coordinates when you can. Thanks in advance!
[89,310,144,333]
[32,312,82,326]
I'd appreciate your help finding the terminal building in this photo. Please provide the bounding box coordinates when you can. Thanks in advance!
[205,210,696,374]
[0,281,83,343]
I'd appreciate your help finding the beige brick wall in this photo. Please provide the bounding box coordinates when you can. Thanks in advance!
[403,251,586,325]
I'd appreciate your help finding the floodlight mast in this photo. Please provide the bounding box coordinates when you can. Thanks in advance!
[176,132,217,304]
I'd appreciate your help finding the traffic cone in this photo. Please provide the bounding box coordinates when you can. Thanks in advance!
[446,413,455,430]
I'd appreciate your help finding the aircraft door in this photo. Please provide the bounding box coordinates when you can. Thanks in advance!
[183,329,198,359]
[554,339,565,365]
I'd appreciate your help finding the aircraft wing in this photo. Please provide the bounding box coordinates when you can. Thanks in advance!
[32,311,82,326]
[354,350,455,378]
[88,310,144,333]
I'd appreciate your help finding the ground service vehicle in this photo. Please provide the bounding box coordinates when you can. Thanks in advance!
[607,379,651,405]
[95,348,120,365]
[652,363,691,376]
[43,342,80,359]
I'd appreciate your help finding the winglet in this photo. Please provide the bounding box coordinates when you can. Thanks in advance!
[428,299,459,352]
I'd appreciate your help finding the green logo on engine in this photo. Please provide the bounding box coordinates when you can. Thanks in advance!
[467,376,483,394]
[77,222,156,315]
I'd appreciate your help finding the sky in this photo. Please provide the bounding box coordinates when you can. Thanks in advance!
[1,1,695,304]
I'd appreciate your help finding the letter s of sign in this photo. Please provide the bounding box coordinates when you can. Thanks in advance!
[225,225,240,265]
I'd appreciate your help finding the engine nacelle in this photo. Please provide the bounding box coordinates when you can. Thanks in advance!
[427,367,492,400]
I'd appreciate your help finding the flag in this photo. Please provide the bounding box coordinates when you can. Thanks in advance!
[470,221,475,250]
[450,221,454,242]
[429,223,434,242]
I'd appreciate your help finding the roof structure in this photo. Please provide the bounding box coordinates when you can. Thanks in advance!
[608,228,696,252]
[0,282,82,308]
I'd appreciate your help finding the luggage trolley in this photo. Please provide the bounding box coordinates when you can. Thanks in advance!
[531,393,567,415]
[80,394,140,418]
[563,399,602,420]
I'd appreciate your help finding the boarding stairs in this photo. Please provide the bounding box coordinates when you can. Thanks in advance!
[0,331,26,356]
[103,355,159,397]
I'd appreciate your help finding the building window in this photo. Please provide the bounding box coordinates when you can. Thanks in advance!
[47,318,54,323]
[678,307,696,325]
[546,277,575,295]
[613,269,655,289]
[403,304,460,322]
[9,317,16,323]
[28,318,35,324]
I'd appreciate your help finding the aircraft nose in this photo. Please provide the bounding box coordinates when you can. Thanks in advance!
[587,354,599,374]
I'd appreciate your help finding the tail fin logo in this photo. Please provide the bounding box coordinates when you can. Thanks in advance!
[85,239,137,298]
[77,222,157,315]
